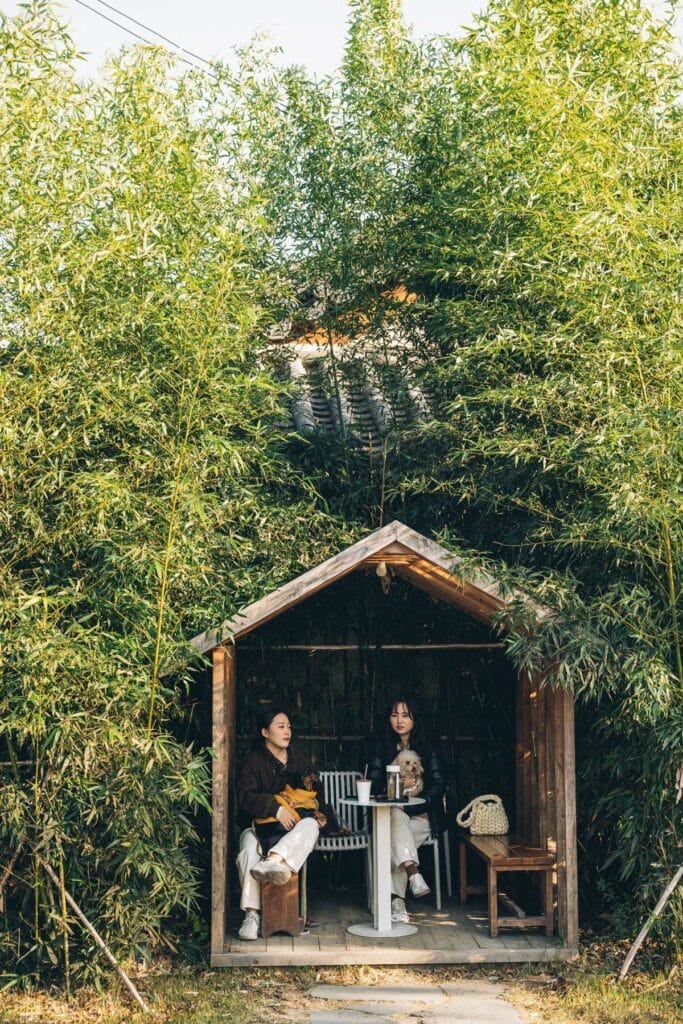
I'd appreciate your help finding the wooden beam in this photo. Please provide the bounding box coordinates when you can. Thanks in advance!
[211,946,579,967]
[235,733,476,743]
[392,564,495,624]
[499,892,526,918]
[410,562,506,622]
[238,643,505,652]
[362,540,418,563]
[211,645,229,957]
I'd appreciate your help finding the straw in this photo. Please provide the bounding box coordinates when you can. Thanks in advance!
[363,764,368,780]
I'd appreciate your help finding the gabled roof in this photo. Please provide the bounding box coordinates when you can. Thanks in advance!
[190,521,550,655]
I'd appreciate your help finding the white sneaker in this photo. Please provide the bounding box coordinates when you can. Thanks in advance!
[391,897,410,924]
[238,910,260,940]
[250,858,292,886]
[408,872,431,898]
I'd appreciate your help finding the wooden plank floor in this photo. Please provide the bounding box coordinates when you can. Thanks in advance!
[214,893,577,966]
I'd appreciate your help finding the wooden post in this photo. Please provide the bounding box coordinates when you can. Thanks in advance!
[543,867,554,938]
[561,688,579,949]
[553,686,567,941]
[211,644,234,958]
[516,675,528,835]
[515,672,533,838]
[553,685,579,948]
[529,675,540,847]
[536,678,549,852]
[226,645,237,937]
[544,685,558,876]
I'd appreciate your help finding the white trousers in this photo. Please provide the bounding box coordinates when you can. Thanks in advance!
[236,819,319,911]
[390,808,432,898]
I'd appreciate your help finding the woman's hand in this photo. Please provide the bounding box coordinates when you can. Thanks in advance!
[277,805,299,831]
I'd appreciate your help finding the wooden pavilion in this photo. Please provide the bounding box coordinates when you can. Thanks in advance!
[190,521,579,966]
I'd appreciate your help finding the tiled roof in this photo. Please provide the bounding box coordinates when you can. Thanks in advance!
[270,287,430,451]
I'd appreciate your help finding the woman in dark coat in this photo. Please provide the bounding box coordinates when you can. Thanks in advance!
[367,696,447,924]
[235,708,321,940]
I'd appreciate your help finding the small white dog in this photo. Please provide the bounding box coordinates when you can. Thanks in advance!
[393,748,424,797]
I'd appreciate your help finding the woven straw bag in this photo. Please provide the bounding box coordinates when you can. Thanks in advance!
[456,794,509,835]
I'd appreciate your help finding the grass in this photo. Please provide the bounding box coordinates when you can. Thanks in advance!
[0,940,680,1024]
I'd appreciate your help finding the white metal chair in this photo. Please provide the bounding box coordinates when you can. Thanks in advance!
[422,801,453,911]
[313,770,373,908]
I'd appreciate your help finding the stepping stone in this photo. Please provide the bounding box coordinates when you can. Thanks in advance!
[423,998,525,1024]
[440,982,509,998]
[309,984,446,1004]
[350,1004,423,1017]
[310,1013,395,1024]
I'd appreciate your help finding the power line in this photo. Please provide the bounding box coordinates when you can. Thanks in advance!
[91,0,214,68]
[72,0,219,78]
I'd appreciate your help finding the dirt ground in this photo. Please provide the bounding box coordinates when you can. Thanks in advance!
[0,943,680,1024]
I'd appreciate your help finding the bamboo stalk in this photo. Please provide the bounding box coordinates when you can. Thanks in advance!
[58,855,71,1001]
[38,856,150,1013]
[379,437,387,527]
[618,865,683,981]
[661,521,683,685]
[0,842,24,910]
[326,317,347,445]
[1,757,49,908]
[146,278,229,739]
[33,750,40,953]
[632,346,682,686]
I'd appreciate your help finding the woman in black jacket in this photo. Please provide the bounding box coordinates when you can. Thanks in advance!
[235,708,321,940]
[367,697,447,924]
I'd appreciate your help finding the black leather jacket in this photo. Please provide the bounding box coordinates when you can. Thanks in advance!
[366,733,448,838]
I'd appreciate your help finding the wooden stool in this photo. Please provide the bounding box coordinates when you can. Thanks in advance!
[261,871,301,938]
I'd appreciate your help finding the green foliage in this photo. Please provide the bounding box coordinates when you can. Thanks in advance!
[2,0,681,987]
[0,1,344,986]
[234,0,683,948]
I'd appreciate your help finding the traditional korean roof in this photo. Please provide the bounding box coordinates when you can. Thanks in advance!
[269,286,431,451]
[190,520,551,655]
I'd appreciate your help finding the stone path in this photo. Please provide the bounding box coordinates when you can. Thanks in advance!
[308,981,527,1024]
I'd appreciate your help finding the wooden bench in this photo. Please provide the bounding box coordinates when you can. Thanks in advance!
[458,831,555,938]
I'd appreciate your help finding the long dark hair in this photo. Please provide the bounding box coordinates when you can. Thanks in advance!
[251,707,291,750]
[377,696,423,761]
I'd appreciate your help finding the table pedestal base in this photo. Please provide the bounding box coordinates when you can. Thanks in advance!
[347,922,417,938]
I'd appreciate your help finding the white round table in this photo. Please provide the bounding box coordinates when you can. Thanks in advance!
[340,795,426,938]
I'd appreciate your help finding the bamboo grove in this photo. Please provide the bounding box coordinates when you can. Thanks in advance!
[1,0,681,987]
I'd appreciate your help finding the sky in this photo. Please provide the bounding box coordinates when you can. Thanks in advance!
[0,0,490,76]
[2,1,680,77]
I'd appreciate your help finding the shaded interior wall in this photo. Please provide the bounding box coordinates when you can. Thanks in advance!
[235,570,518,825]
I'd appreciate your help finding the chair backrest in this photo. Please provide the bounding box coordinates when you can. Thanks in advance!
[318,770,364,833]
